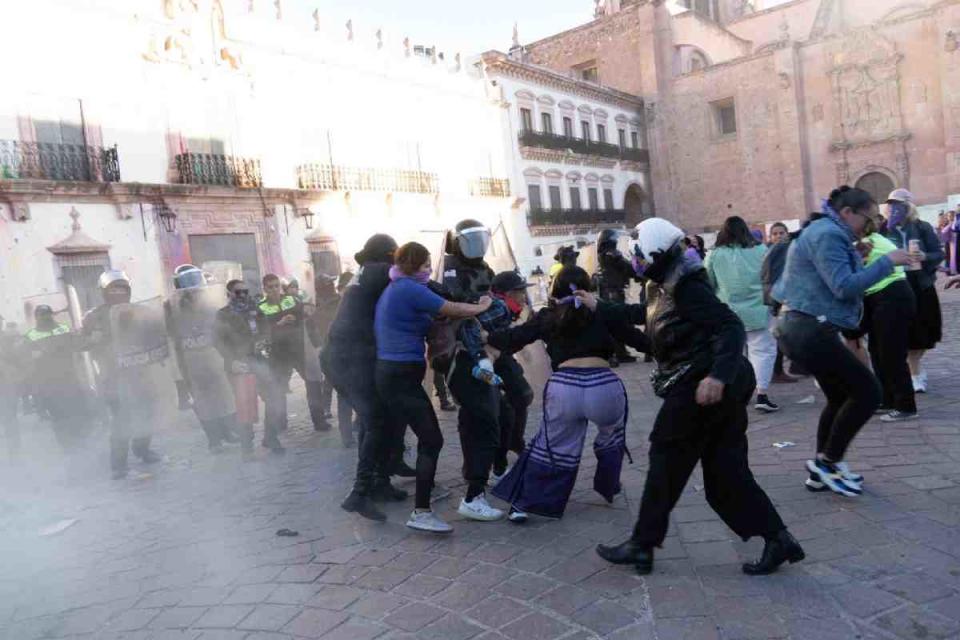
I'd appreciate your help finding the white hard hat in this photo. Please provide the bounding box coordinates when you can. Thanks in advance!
[634,218,685,261]
[98,269,131,290]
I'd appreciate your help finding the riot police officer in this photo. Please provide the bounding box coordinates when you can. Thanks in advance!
[440,219,505,521]
[83,271,161,479]
[594,229,642,366]
[166,265,238,453]
[24,305,92,451]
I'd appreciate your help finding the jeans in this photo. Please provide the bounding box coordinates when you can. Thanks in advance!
[865,280,916,413]
[375,361,443,509]
[745,318,777,392]
[632,360,785,547]
[778,312,881,461]
[449,351,501,498]
[322,349,394,494]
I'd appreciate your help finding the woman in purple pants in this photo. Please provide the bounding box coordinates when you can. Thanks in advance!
[487,266,649,521]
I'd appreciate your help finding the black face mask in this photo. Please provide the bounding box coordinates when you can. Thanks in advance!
[643,244,684,284]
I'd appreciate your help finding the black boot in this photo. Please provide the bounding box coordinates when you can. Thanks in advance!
[370,479,409,502]
[439,398,457,412]
[596,539,654,575]
[391,461,417,478]
[341,491,386,521]
[742,530,805,575]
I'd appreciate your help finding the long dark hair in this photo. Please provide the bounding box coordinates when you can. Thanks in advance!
[715,216,758,248]
[549,265,594,336]
[828,185,875,215]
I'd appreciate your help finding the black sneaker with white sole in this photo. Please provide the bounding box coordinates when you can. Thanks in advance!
[880,410,918,423]
[805,459,861,497]
[804,472,828,492]
[755,394,780,413]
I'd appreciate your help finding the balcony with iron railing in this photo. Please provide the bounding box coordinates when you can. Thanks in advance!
[0,140,121,182]
[297,163,439,194]
[518,130,649,164]
[528,207,626,227]
[468,177,511,198]
[175,152,262,188]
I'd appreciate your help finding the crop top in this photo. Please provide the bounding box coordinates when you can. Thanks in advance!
[487,302,649,370]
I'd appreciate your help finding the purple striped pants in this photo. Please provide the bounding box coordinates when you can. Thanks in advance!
[492,367,628,518]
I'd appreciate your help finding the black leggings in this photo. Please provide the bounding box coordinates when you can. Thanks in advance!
[865,281,916,413]
[778,312,881,461]
[375,360,443,509]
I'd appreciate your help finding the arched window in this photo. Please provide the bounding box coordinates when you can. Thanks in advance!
[854,171,896,206]
[688,50,708,72]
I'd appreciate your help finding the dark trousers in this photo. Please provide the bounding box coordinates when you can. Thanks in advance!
[265,358,319,435]
[778,312,881,461]
[375,361,444,509]
[109,403,154,473]
[322,350,393,493]
[321,378,355,444]
[199,414,237,448]
[433,370,452,405]
[305,380,326,427]
[1,385,19,456]
[865,281,917,413]
[449,351,501,496]
[633,366,785,547]
[494,356,533,473]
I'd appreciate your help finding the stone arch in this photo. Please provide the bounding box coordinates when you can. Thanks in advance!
[853,169,897,205]
[624,182,648,227]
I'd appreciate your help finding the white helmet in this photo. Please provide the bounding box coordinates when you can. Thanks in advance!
[98,269,131,290]
[634,218,685,262]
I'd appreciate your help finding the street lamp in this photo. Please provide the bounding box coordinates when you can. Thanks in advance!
[303,204,320,230]
[156,203,177,233]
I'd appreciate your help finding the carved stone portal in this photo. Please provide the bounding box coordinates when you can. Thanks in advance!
[828,28,907,149]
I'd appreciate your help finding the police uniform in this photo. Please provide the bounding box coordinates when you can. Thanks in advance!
[257,294,310,440]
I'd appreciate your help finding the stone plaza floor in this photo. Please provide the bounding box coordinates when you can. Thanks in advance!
[2,290,959,640]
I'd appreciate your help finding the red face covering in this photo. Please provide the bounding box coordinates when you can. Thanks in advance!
[494,291,524,317]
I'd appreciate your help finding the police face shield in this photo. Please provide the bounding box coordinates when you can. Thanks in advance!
[457,227,491,260]
[174,268,206,290]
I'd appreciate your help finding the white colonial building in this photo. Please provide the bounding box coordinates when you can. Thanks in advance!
[480,50,651,276]
[0,0,652,326]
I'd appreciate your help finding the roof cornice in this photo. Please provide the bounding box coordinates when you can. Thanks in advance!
[481,51,645,111]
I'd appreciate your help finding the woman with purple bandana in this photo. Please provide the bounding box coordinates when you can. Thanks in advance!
[373,242,492,534]
[881,189,945,394]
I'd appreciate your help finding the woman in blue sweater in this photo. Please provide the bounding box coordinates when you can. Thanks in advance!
[374,242,492,534]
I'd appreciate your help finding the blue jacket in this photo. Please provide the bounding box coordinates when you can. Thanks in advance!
[772,212,894,329]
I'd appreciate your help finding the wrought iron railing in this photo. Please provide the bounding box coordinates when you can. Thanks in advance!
[620,146,650,163]
[519,130,648,163]
[0,140,120,182]
[175,152,262,188]
[296,163,439,194]
[469,177,511,198]
[528,207,626,227]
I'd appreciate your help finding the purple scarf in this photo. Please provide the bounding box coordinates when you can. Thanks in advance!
[389,265,431,284]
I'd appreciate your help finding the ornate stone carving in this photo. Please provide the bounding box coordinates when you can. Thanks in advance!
[835,160,849,184]
[376,28,383,50]
[312,8,320,31]
[346,19,353,41]
[828,28,908,149]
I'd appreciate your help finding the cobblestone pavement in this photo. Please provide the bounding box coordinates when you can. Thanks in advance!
[2,291,959,640]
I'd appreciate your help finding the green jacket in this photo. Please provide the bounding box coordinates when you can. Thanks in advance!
[704,244,769,331]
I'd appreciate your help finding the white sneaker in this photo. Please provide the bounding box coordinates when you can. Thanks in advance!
[457,494,504,521]
[912,375,927,394]
[406,510,453,534]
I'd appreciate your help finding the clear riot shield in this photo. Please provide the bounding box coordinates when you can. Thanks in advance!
[201,261,243,287]
[167,287,234,422]
[109,297,177,435]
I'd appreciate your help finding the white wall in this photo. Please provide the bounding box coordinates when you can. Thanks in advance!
[0,204,165,325]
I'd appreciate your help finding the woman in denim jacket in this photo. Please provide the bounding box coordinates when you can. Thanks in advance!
[774,186,914,498]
